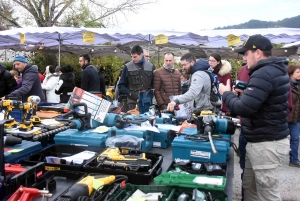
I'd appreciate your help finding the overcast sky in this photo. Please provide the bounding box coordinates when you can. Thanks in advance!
[117,0,300,31]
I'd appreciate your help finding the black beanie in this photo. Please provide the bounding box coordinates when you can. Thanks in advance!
[60,65,74,73]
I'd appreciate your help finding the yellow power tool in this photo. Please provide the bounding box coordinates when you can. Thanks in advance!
[59,175,115,201]
[0,99,22,128]
[18,102,34,131]
[28,96,41,124]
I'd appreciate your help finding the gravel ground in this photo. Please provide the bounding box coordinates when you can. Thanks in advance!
[232,132,300,201]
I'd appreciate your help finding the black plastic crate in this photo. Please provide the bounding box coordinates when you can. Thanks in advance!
[84,149,164,185]
[167,160,228,177]
[109,183,227,201]
[30,170,87,201]
[0,162,44,200]
[21,145,104,172]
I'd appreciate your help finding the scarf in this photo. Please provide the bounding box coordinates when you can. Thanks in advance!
[163,63,174,72]
[290,78,300,89]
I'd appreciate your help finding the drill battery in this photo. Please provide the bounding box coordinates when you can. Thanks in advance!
[96,148,152,171]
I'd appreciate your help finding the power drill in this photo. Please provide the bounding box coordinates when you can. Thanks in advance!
[0,99,22,128]
[18,102,34,131]
[57,175,115,201]
[27,95,41,124]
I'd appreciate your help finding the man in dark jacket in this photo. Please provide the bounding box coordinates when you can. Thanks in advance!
[118,45,155,111]
[6,56,45,102]
[0,63,18,98]
[55,65,75,103]
[79,54,100,92]
[219,35,290,201]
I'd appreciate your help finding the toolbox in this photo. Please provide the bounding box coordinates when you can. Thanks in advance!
[154,172,227,192]
[30,170,87,201]
[172,135,230,163]
[153,125,176,148]
[84,148,164,185]
[167,159,228,177]
[107,127,153,152]
[54,129,108,147]
[21,144,103,172]
[0,162,44,200]
[4,140,42,163]
[156,113,173,124]
[109,183,227,201]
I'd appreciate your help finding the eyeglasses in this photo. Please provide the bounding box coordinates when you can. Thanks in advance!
[145,55,150,58]
[181,62,190,67]
[209,60,217,62]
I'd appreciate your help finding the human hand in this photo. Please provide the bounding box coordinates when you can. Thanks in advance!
[167,101,177,112]
[233,88,244,97]
[219,79,231,95]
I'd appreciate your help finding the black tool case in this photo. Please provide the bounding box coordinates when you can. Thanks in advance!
[83,150,164,185]
[21,144,103,172]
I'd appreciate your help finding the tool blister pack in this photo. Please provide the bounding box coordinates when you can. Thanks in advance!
[54,129,108,147]
[20,145,103,172]
[4,140,43,163]
[83,147,164,184]
[107,127,153,152]
[109,183,227,201]
[172,135,230,163]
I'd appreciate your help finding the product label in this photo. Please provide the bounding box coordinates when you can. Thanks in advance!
[190,150,211,159]
[153,141,161,147]
[45,166,60,171]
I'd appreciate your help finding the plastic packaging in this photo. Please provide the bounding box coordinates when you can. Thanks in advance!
[106,135,143,150]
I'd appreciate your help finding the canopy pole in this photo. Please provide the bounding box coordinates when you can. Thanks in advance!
[58,33,61,66]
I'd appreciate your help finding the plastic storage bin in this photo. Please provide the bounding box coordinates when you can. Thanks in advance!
[0,162,44,200]
[84,150,163,185]
[172,135,230,163]
[109,184,227,201]
[21,144,103,172]
[54,129,108,147]
[4,140,42,163]
[153,126,176,148]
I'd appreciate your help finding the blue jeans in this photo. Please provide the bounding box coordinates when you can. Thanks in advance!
[239,131,248,201]
[288,122,300,162]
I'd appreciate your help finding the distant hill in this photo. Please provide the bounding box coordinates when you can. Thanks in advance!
[215,15,300,29]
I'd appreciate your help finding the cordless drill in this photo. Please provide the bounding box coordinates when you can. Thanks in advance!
[28,96,41,124]
[18,102,34,131]
[0,99,21,128]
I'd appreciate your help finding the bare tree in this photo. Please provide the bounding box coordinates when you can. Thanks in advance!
[0,0,156,28]
[0,0,20,28]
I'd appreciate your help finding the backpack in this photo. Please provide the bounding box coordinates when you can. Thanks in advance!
[204,71,222,106]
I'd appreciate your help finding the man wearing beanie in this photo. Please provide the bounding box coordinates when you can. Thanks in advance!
[7,55,45,102]
[79,54,100,92]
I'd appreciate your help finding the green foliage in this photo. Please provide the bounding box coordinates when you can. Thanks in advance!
[1,62,13,70]
[227,59,244,81]
[216,15,300,29]
[59,2,105,28]
[31,52,58,74]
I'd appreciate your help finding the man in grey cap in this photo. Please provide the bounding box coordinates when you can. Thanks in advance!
[219,34,290,201]
[6,55,45,102]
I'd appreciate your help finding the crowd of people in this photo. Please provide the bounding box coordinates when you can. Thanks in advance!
[0,34,299,201]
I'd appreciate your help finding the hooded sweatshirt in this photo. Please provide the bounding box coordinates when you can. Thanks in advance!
[174,59,214,114]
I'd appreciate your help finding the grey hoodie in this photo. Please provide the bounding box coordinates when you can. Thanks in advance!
[175,59,214,114]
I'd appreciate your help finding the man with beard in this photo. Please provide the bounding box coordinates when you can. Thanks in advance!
[79,54,100,92]
[167,53,214,114]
